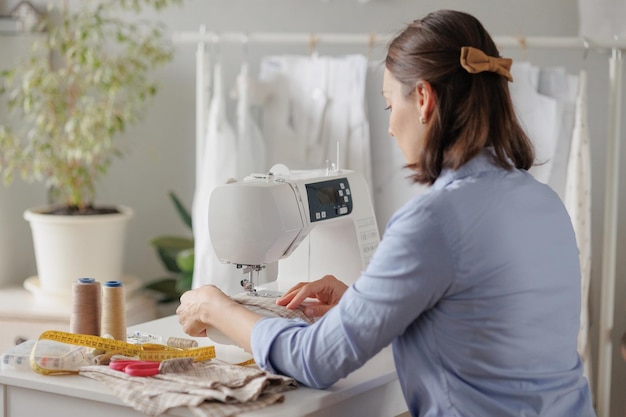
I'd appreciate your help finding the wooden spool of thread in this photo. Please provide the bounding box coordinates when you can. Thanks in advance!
[69,277,101,336]
[101,280,126,341]
[167,337,199,349]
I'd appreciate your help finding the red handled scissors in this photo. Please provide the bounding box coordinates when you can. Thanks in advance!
[109,360,160,377]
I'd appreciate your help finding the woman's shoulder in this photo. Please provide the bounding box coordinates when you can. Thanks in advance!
[387,167,536,232]
[387,186,450,230]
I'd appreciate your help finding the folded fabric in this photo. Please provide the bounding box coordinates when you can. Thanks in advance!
[231,293,315,324]
[79,360,297,417]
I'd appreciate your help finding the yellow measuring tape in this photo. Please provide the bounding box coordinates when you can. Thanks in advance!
[31,330,220,375]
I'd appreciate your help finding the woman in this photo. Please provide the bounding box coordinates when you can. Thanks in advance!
[177,9,595,416]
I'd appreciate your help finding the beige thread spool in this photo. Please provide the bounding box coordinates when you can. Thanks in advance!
[69,278,101,336]
[101,280,126,341]
[92,351,118,366]
[166,337,198,349]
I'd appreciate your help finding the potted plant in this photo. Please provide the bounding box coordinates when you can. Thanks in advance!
[0,0,182,298]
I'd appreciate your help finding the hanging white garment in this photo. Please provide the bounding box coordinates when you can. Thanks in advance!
[346,56,373,191]
[509,62,560,185]
[365,60,427,234]
[258,56,305,169]
[258,54,372,191]
[536,67,579,199]
[191,62,242,295]
[329,55,371,190]
[301,53,331,168]
[236,61,267,177]
[564,70,592,386]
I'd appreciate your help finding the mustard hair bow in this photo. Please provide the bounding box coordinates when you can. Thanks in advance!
[460,46,513,82]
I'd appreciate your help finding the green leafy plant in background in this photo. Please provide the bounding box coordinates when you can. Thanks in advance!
[147,191,194,302]
[0,0,183,213]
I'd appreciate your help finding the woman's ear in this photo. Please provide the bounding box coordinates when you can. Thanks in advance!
[415,81,435,122]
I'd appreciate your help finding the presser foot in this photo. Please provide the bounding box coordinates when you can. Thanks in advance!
[240,279,282,298]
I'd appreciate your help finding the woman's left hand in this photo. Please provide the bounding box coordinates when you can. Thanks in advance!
[176,285,234,337]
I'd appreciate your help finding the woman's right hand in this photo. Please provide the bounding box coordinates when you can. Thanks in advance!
[276,275,348,317]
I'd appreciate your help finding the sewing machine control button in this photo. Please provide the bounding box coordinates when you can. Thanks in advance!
[340,183,346,189]
[321,211,327,218]
[315,212,321,220]
[344,196,349,202]
[337,207,348,215]
[346,189,351,195]
[338,190,344,197]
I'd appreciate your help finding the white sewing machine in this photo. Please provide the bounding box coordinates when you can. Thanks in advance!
[209,164,380,296]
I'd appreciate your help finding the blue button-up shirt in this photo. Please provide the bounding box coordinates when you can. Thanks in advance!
[251,150,595,416]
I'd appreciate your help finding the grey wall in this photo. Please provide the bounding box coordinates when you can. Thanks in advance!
[1,0,625,415]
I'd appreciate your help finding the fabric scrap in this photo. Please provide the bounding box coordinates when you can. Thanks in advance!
[231,293,315,324]
[79,360,297,417]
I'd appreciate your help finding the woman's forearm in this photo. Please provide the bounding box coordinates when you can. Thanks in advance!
[177,285,264,353]
[204,297,264,353]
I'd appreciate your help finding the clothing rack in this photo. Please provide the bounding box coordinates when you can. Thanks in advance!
[173,28,625,417]
[173,29,626,49]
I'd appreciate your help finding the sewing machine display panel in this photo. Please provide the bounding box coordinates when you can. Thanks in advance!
[306,178,353,222]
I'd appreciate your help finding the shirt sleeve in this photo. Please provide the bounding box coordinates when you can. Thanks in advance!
[251,195,457,389]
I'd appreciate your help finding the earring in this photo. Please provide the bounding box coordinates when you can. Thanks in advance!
[420,116,426,124]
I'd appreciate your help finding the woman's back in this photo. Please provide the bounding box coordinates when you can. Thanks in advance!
[389,150,593,416]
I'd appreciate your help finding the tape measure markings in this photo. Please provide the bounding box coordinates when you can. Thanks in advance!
[31,330,254,375]
[32,330,216,375]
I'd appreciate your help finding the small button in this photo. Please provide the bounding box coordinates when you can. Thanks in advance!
[321,211,327,218]
[346,189,351,195]
[315,212,321,220]
[340,183,346,189]
[344,196,349,202]
[337,207,348,215]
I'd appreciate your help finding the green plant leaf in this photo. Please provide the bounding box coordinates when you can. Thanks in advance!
[145,276,177,292]
[176,248,194,273]
[144,277,180,302]
[150,236,194,273]
[175,271,193,294]
[169,191,192,229]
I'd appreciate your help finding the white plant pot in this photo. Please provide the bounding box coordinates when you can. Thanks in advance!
[23,205,134,298]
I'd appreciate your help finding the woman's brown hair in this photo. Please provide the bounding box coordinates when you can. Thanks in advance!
[385,9,535,185]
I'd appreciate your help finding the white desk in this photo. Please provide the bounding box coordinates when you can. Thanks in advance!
[0,315,408,417]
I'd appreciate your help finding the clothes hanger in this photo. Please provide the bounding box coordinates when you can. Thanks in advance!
[210,32,222,64]
[309,33,319,59]
[367,33,377,61]
[516,34,528,61]
[582,37,590,61]
[242,32,250,64]
[229,34,250,101]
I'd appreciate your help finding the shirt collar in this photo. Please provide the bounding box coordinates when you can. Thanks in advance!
[432,148,504,190]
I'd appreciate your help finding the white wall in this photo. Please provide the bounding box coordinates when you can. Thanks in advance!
[2,0,625,415]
